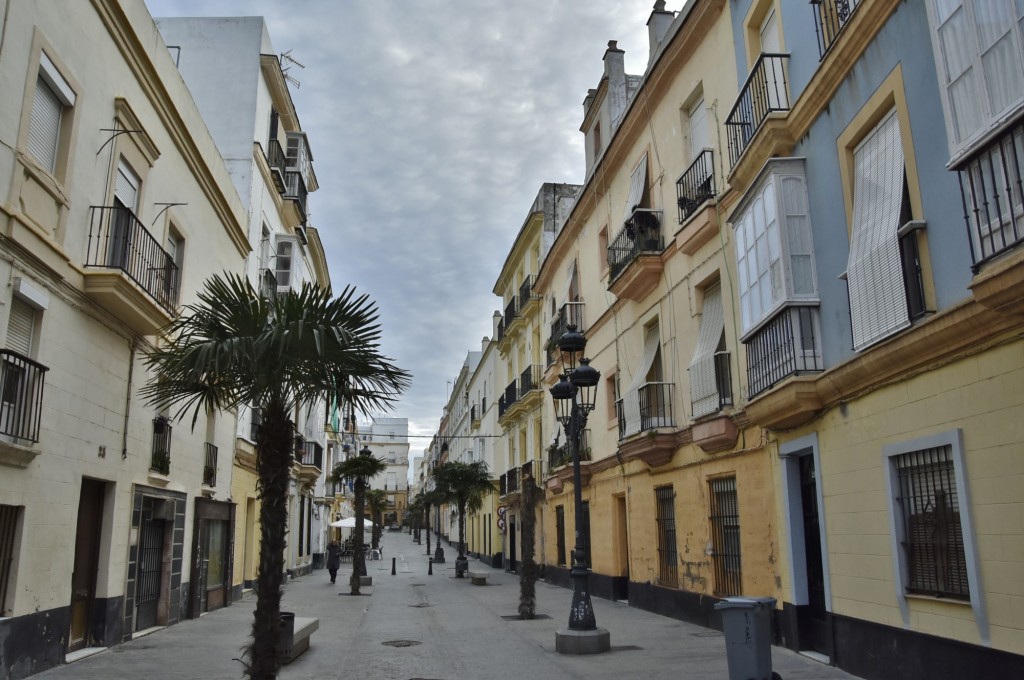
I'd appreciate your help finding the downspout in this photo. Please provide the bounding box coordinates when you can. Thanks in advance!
[122,338,137,459]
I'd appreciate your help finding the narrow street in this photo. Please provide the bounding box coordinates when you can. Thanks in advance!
[35,533,859,680]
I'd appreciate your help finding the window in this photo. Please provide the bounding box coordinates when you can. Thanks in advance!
[593,122,603,158]
[655,486,678,587]
[732,159,818,333]
[925,0,1024,152]
[276,239,294,291]
[26,52,76,175]
[689,283,730,418]
[619,322,668,438]
[5,298,37,358]
[150,415,172,475]
[163,229,183,307]
[622,153,651,229]
[0,504,21,615]
[845,110,926,350]
[2,297,47,443]
[687,96,710,161]
[710,476,742,596]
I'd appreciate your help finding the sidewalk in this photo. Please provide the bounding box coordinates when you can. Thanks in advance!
[35,533,862,680]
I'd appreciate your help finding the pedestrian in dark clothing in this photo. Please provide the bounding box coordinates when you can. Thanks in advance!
[326,539,342,584]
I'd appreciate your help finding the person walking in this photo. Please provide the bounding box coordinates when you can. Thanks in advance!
[326,539,342,584]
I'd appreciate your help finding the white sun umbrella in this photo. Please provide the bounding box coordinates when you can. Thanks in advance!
[329,517,376,528]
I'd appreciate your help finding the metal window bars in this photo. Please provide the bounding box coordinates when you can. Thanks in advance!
[555,505,566,566]
[709,476,742,596]
[745,306,823,397]
[203,442,218,487]
[150,417,172,474]
[656,486,678,587]
[0,350,48,443]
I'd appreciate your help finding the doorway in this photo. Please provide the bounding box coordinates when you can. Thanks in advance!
[135,500,166,631]
[613,494,629,600]
[69,479,105,652]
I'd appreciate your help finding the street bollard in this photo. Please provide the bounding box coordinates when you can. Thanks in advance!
[428,558,433,576]
[391,557,396,575]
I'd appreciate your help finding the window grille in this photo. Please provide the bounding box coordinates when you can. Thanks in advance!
[150,417,171,474]
[655,486,678,587]
[555,505,566,566]
[0,504,19,616]
[710,476,742,596]
[893,445,969,599]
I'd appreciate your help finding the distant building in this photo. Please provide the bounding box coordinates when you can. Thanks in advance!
[357,416,411,525]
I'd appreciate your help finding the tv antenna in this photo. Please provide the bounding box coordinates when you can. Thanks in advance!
[280,50,305,89]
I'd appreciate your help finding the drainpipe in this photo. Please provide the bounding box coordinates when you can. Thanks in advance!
[122,338,137,459]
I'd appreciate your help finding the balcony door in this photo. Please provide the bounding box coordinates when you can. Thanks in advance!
[1,298,37,442]
[109,160,140,270]
[759,9,784,110]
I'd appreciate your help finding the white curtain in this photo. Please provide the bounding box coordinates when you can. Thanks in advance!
[620,326,660,438]
[689,286,724,418]
[622,154,649,225]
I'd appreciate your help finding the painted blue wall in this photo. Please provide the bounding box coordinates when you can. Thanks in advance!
[730,0,972,369]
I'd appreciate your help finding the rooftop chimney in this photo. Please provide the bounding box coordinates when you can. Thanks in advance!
[647,1,674,68]
[603,40,628,130]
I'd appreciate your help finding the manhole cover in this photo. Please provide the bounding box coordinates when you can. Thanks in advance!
[382,639,422,647]
[411,583,426,587]
[408,603,431,608]
[501,613,552,620]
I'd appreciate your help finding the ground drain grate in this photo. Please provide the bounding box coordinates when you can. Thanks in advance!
[411,583,426,587]
[382,640,422,647]
[501,614,552,620]
[408,603,432,608]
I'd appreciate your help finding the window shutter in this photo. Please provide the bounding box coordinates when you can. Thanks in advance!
[6,299,36,357]
[689,285,724,418]
[621,325,661,437]
[689,98,709,158]
[846,110,910,351]
[276,240,293,289]
[27,76,62,173]
[115,162,140,212]
[622,154,649,225]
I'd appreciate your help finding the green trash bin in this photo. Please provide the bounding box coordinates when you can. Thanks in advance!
[714,596,776,680]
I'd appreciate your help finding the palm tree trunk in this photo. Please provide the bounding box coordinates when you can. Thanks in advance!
[246,400,292,680]
[425,505,432,555]
[458,503,466,560]
[518,476,539,619]
[351,480,366,594]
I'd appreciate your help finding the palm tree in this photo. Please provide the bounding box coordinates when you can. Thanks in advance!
[420,488,445,559]
[518,472,541,619]
[432,461,494,577]
[331,450,386,594]
[407,493,423,543]
[365,488,389,550]
[141,273,409,680]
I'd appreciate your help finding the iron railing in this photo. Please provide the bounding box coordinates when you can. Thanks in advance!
[656,486,678,587]
[745,306,823,397]
[203,442,218,487]
[284,171,308,223]
[616,382,675,439]
[548,302,585,364]
[499,473,507,496]
[548,429,591,470]
[496,316,505,342]
[725,53,791,167]
[518,275,537,311]
[0,350,48,442]
[86,206,179,313]
[715,351,734,409]
[504,298,518,326]
[249,407,261,442]
[150,417,172,474]
[959,117,1024,271]
[266,138,287,190]
[608,210,664,281]
[0,504,17,615]
[299,441,324,469]
[710,476,742,596]
[258,268,277,300]
[506,466,520,494]
[518,365,542,399]
[811,0,860,60]
[500,380,518,416]
[676,149,716,223]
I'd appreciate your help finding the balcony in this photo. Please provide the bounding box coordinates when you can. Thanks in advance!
[517,275,539,318]
[676,149,716,224]
[616,382,675,440]
[0,350,48,444]
[960,117,1024,273]
[607,209,664,301]
[547,302,585,365]
[258,268,277,300]
[203,442,218,487]
[811,0,861,60]
[498,379,518,419]
[744,305,823,398]
[297,441,323,469]
[725,53,791,168]
[249,407,261,443]
[547,429,591,471]
[283,171,308,225]
[150,417,171,475]
[265,138,287,192]
[84,206,179,335]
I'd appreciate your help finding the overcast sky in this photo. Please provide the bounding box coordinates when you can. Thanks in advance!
[144,0,659,453]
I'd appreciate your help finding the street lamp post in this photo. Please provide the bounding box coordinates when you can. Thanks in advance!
[550,325,611,655]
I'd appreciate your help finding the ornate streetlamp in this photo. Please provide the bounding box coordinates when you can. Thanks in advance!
[550,325,610,654]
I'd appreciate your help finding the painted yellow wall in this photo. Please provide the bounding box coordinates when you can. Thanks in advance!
[231,461,260,590]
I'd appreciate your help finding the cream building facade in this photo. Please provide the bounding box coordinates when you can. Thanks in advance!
[0,1,250,675]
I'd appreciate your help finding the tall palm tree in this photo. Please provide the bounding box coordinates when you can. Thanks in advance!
[432,461,493,577]
[142,273,409,680]
[407,493,423,543]
[421,488,445,559]
[331,451,386,594]
[365,488,389,550]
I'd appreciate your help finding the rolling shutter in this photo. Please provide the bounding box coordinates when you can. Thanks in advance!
[27,76,61,173]
[846,110,910,351]
[6,299,36,357]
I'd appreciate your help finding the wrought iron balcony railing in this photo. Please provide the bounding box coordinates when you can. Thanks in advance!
[518,365,542,399]
[86,206,180,314]
[249,407,261,443]
[0,350,48,443]
[499,473,507,495]
[547,429,591,470]
[725,53,791,167]
[548,302,585,364]
[506,466,520,494]
[608,210,664,281]
[811,0,860,60]
[266,138,287,190]
[745,305,823,397]
[283,171,308,223]
[714,351,734,410]
[959,116,1024,271]
[203,442,218,487]
[150,417,172,474]
[504,298,517,326]
[676,149,716,223]
[298,441,324,469]
[258,268,277,300]
[617,382,675,440]
[518,275,537,311]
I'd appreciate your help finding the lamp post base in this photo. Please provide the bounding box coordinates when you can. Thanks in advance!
[555,627,611,655]
[433,546,446,563]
